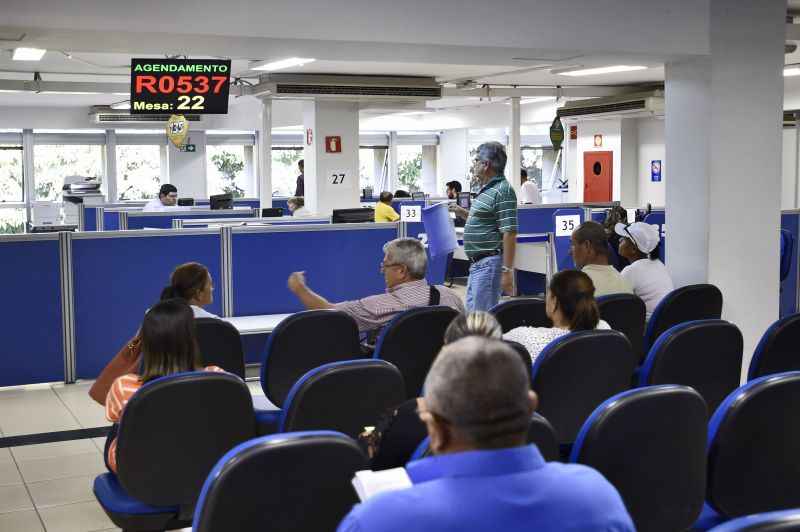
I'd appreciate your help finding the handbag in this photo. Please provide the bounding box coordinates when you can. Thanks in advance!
[88,334,143,405]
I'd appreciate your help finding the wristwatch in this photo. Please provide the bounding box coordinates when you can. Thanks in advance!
[501,266,513,273]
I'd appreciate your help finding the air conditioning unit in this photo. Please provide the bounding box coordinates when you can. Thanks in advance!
[784,110,799,127]
[90,106,203,124]
[254,74,442,102]
[558,90,664,119]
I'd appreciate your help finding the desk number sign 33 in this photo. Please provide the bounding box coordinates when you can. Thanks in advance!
[167,115,189,148]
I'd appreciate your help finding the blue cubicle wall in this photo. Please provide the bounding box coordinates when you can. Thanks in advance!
[126,210,255,230]
[643,210,666,262]
[71,230,223,379]
[230,225,397,316]
[0,236,65,386]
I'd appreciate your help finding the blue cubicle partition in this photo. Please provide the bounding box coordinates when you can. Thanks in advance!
[125,209,255,230]
[0,235,65,386]
[643,210,666,262]
[84,206,98,231]
[553,208,585,271]
[230,224,397,317]
[781,210,799,317]
[71,230,223,379]
[196,198,261,210]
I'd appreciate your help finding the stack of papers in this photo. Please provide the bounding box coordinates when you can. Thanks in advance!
[351,467,412,502]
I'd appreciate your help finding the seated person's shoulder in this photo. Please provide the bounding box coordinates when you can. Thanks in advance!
[435,284,465,310]
[338,484,435,532]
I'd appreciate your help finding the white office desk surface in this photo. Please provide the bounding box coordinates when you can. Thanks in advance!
[223,314,292,335]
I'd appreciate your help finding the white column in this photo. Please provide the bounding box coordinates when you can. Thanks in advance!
[258,97,272,208]
[388,132,399,192]
[620,118,638,207]
[439,128,469,191]
[166,130,207,198]
[303,100,360,215]
[509,96,521,196]
[421,145,437,195]
[373,148,387,192]
[104,129,117,201]
[665,0,785,365]
[22,129,34,223]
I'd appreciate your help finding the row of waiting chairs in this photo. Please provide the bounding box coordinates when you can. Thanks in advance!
[92,368,800,532]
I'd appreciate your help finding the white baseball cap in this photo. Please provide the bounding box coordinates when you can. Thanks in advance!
[614,222,660,254]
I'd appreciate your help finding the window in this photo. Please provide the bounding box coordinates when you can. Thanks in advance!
[360,147,389,193]
[0,208,25,234]
[521,147,545,191]
[33,145,103,201]
[272,147,302,196]
[396,145,422,193]
[0,145,24,203]
[116,145,162,200]
[207,145,254,198]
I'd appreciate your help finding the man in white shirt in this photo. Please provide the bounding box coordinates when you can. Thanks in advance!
[519,168,541,205]
[570,221,633,297]
[142,184,178,212]
[615,222,674,319]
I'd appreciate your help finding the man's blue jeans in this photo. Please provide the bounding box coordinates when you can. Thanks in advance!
[466,255,503,312]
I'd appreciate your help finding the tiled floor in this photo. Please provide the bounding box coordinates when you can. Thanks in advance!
[0,380,275,532]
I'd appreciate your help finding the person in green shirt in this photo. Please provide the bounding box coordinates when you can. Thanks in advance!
[375,191,401,222]
[450,142,518,311]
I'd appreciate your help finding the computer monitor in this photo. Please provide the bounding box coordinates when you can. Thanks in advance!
[332,208,375,224]
[362,187,374,200]
[262,207,284,218]
[457,192,472,209]
[177,198,195,206]
[210,193,233,210]
[411,192,426,200]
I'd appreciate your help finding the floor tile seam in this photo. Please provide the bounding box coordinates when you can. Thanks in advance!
[9,447,47,532]
[50,384,89,429]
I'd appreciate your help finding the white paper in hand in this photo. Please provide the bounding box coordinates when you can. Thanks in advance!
[351,468,412,501]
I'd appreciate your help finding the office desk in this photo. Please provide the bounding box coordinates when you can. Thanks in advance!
[223,314,292,335]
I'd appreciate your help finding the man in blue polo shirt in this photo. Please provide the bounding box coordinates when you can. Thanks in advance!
[337,337,635,532]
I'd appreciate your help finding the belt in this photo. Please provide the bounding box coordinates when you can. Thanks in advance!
[468,249,501,264]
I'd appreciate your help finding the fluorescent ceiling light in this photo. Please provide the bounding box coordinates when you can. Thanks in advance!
[520,97,556,105]
[251,57,315,72]
[110,101,131,110]
[556,65,648,77]
[785,66,800,77]
[391,110,433,117]
[12,47,47,61]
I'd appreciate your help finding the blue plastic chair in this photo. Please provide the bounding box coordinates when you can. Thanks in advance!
[747,314,800,381]
[707,509,800,531]
[643,284,723,353]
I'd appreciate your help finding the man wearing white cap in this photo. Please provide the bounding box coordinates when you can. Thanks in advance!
[615,222,674,320]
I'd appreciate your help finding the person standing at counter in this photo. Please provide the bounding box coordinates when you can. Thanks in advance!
[294,159,305,197]
[519,168,541,205]
[446,180,462,200]
[142,184,178,212]
[374,192,400,222]
[449,142,518,312]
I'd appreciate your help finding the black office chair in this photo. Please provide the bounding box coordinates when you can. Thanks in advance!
[194,318,246,379]
[694,372,800,530]
[410,412,561,463]
[260,310,363,408]
[262,208,284,217]
[638,320,742,416]
[707,509,800,531]
[597,294,646,363]
[747,314,800,381]
[489,298,551,333]
[279,360,406,439]
[193,431,367,532]
[531,330,638,447]
[93,372,256,531]
[505,340,533,388]
[570,385,707,532]
[643,283,723,352]
[373,306,460,398]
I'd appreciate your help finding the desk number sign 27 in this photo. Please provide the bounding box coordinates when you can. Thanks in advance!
[130,58,232,114]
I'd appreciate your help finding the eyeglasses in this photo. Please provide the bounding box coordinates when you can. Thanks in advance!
[380,261,403,272]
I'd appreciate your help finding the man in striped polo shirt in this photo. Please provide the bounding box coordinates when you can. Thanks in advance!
[451,141,518,311]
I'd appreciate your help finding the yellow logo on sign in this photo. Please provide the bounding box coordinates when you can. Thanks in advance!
[166,114,189,148]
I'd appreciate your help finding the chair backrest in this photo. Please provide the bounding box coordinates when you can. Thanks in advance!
[644,283,723,351]
[194,318,246,378]
[597,294,647,363]
[262,207,283,217]
[505,340,534,388]
[707,509,800,532]
[373,306,460,398]
[707,372,800,519]
[570,385,707,532]
[261,310,363,407]
[780,229,794,283]
[639,320,743,416]
[748,314,800,381]
[115,372,255,510]
[489,298,551,333]
[193,431,366,532]
[280,360,406,439]
[531,330,638,444]
[410,412,561,463]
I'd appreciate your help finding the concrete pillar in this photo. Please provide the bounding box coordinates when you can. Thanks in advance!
[104,129,117,201]
[422,145,437,195]
[258,97,272,208]
[439,128,469,191]
[303,100,360,215]
[388,132,399,192]
[167,130,207,198]
[665,0,784,364]
[620,118,638,207]
[508,97,522,196]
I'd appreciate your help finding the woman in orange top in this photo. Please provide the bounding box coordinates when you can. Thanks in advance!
[104,298,224,473]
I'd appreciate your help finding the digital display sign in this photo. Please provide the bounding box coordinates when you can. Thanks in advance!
[130,58,231,114]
